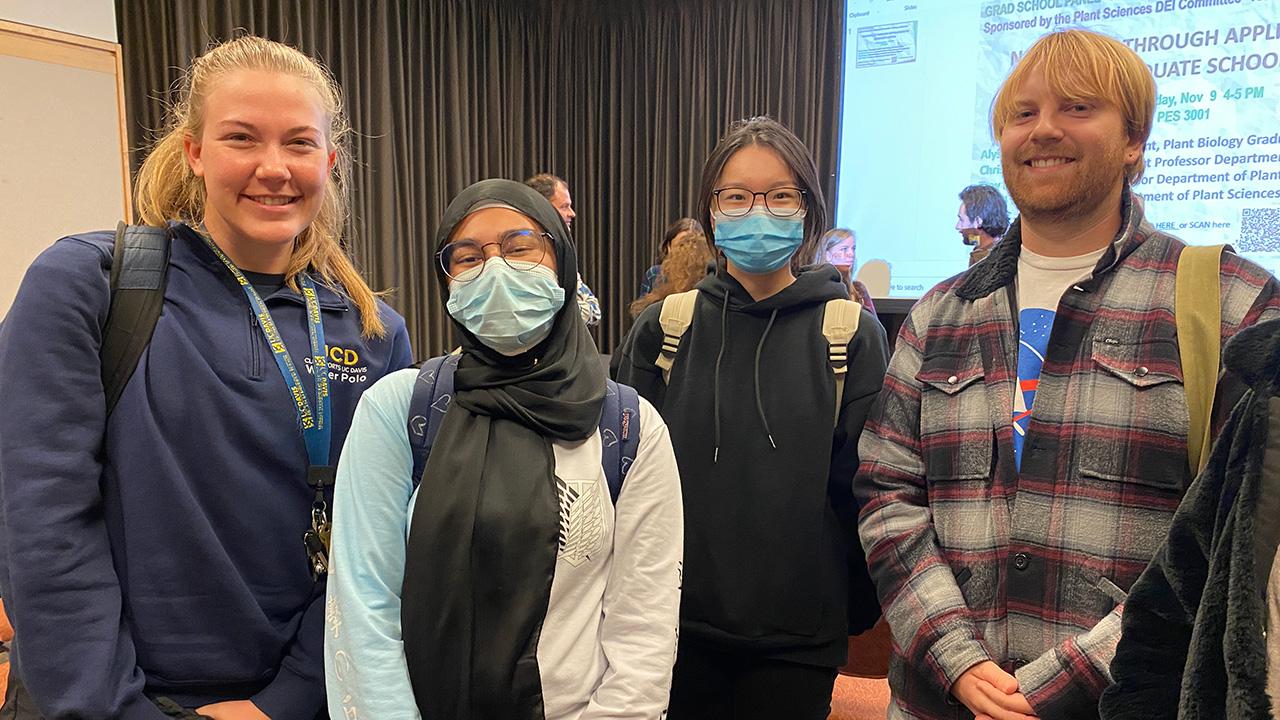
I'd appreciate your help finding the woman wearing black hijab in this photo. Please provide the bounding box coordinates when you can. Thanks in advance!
[323,180,683,720]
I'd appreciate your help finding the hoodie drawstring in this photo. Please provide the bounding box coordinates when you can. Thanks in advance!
[712,298,779,461]
[712,294,729,463]
[754,309,778,449]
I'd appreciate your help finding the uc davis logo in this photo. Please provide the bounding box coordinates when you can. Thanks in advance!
[303,345,369,385]
[328,346,360,366]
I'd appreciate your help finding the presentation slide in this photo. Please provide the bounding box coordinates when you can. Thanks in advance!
[834,0,1280,298]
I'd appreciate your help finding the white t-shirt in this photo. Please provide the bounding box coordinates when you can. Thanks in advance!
[324,368,684,720]
[1013,245,1107,469]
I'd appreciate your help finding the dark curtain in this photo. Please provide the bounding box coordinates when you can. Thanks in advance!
[118,0,844,357]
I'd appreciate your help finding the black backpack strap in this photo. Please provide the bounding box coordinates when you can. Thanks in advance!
[101,222,172,416]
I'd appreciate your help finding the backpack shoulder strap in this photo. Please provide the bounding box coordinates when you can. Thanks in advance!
[407,352,460,488]
[599,379,641,504]
[822,298,862,428]
[405,356,642,502]
[654,289,699,384]
[101,222,172,416]
[1176,244,1228,475]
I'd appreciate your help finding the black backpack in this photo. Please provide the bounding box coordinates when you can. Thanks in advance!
[100,222,172,415]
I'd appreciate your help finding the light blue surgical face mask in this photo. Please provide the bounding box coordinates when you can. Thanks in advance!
[446,257,566,356]
[712,207,807,274]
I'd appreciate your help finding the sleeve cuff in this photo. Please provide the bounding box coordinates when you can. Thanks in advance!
[251,665,325,720]
[1015,649,1064,701]
[1016,637,1112,720]
[930,629,992,694]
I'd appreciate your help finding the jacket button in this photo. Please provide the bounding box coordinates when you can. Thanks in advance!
[1134,366,1149,377]
[1013,553,1030,571]
[948,375,958,384]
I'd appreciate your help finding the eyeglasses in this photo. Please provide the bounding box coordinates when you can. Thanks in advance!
[712,186,807,218]
[439,229,552,282]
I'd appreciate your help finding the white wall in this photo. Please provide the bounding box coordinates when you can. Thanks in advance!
[0,0,116,41]
[0,0,126,315]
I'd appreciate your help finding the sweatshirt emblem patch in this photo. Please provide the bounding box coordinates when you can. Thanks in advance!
[555,476,605,567]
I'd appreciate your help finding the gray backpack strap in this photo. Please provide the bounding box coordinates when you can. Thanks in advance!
[822,298,861,427]
[101,222,172,416]
[654,289,699,384]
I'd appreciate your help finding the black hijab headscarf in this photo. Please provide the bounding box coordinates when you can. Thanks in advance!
[401,179,606,720]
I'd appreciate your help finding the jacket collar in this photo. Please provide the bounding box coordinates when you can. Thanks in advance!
[174,221,351,312]
[266,278,351,312]
[956,185,1151,301]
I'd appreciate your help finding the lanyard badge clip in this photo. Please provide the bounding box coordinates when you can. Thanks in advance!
[305,465,336,580]
[303,525,329,580]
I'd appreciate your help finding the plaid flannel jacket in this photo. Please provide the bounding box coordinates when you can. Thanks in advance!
[855,192,1280,720]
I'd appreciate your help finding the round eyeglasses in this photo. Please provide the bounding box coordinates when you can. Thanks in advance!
[712,186,807,218]
[439,229,553,282]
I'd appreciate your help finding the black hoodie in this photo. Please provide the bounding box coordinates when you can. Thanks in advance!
[613,264,889,666]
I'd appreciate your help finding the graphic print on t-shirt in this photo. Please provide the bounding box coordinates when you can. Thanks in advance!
[1012,244,1104,472]
[1013,308,1055,469]
[555,475,605,567]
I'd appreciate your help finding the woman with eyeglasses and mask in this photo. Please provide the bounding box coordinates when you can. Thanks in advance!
[324,179,683,720]
[613,117,890,720]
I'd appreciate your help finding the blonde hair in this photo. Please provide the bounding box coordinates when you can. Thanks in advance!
[991,29,1155,183]
[133,35,386,337]
[630,230,715,318]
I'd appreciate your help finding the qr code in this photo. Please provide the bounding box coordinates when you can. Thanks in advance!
[1239,208,1280,251]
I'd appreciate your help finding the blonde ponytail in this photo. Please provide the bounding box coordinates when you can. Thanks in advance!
[132,35,387,337]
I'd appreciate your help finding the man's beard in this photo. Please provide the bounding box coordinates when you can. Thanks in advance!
[1003,139,1128,226]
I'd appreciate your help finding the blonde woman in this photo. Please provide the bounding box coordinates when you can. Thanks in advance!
[629,227,715,318]
[0,36,411,719]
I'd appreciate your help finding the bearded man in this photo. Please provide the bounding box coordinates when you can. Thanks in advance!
[854,28,1280,720]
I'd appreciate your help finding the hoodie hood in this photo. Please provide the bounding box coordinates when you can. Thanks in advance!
[696,261,850,314]
[688,262,855,459]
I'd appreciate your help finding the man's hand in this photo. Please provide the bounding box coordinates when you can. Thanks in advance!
[951,661,1039,720]
[195,700,270,720]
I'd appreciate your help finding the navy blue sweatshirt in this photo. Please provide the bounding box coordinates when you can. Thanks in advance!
[0,224,413,719]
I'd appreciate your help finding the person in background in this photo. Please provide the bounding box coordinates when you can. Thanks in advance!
[525,173,602,326]
[325,179,682,720]
[856,29,1280,720]
[0,36,412,719]
[641,218,704,297]
[956,183,1010,266]
[614,116,889,720]
[1101,316,1280,720]
[629,224,715,318]
[814,228,875,314]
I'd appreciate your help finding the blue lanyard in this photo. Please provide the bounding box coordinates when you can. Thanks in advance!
[200,234,332,470]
